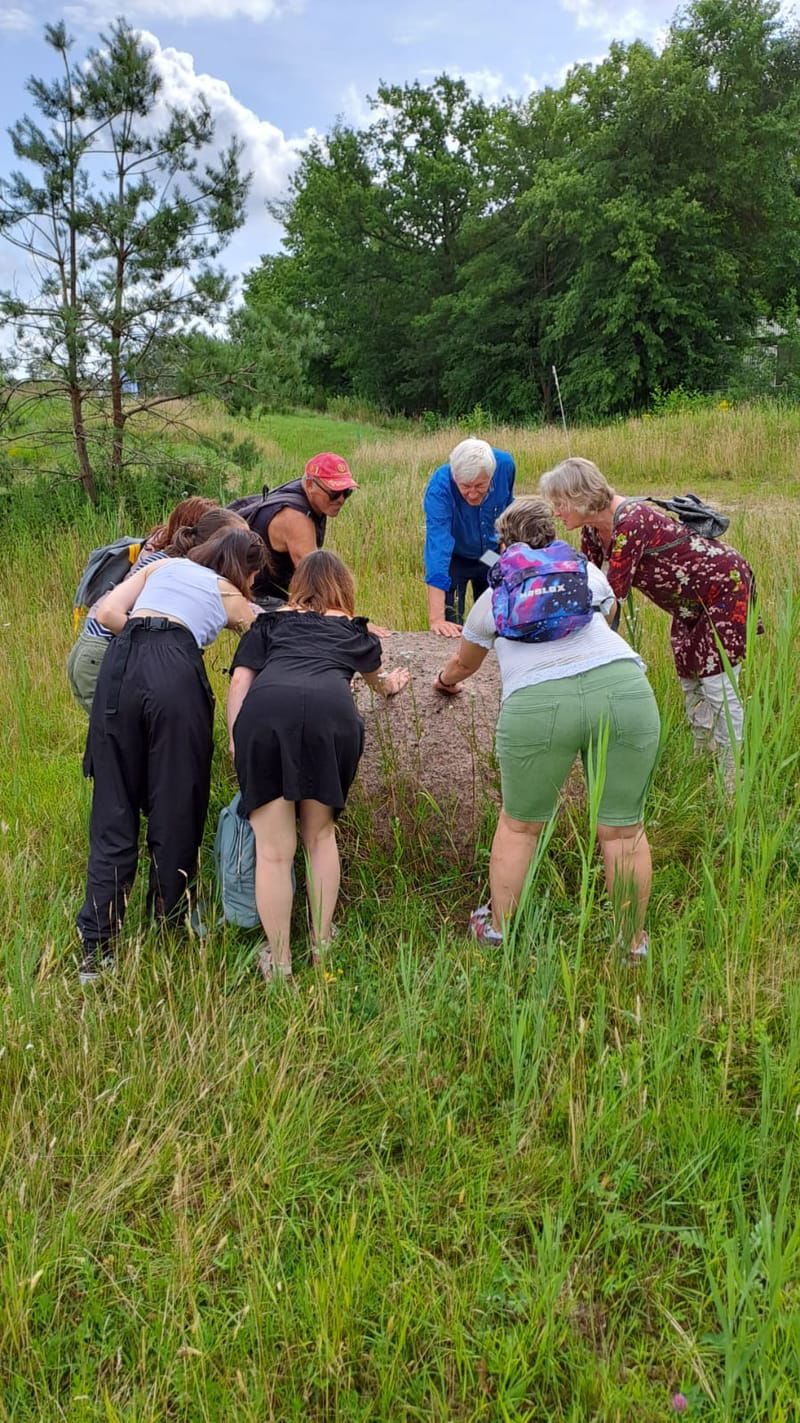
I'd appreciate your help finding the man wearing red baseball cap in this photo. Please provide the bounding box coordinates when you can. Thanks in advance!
[230,452,358,604]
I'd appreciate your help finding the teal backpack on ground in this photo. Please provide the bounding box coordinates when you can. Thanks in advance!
[213,793,260,928]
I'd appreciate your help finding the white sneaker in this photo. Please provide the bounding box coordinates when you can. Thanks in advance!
[469,905,503,946]
[78,949,116,984]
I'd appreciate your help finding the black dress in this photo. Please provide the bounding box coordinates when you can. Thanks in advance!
[231,610,382,815]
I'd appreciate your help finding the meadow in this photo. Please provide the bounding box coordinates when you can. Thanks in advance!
[1,399,800,1421]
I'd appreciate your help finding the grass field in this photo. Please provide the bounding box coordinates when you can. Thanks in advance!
[1,401,800,1420]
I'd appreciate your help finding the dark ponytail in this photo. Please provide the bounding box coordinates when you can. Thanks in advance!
[166,507,249,557]
[169,524,199,556]
[148,495,218,552]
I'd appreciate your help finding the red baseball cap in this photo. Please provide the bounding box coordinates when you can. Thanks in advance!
[304,451,358,491]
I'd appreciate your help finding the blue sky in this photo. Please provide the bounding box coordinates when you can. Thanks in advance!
[0,0,677,294]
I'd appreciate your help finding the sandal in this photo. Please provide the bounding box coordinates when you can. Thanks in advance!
[256,943,294,984]
[623,931,649,965]
[312,939,340,968]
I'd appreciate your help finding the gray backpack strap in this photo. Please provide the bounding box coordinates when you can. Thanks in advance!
[612,497,645,529]
[612,496,688,555]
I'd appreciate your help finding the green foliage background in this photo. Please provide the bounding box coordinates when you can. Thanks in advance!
[240,0,800,424]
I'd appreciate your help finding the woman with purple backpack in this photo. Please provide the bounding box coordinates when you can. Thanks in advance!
[433,497,660,963]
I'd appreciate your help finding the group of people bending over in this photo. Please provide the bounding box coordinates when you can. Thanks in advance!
[69,442,758,983]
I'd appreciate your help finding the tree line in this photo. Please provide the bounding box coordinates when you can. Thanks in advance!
[244,0,800,423]
[1,0,799,502]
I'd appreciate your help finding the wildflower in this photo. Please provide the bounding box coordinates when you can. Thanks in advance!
[719,399,731,410]
[672,1393,688,1412]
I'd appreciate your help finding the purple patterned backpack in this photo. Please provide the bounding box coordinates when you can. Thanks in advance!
[489,540,593,642]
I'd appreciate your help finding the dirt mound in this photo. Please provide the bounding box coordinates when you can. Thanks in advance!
[350,631,502,853]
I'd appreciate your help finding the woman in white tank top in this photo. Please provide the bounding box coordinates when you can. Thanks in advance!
[75,526,268,982]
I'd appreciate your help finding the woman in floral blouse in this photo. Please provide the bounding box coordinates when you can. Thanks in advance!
[539,458,758,773]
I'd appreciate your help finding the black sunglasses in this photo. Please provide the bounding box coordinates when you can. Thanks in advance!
[314,480,353,502]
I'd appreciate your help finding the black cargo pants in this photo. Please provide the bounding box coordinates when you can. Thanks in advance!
[77,619,214,951]
[444,554,490,625]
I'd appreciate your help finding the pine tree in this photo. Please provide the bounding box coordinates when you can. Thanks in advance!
[0,20,250,499]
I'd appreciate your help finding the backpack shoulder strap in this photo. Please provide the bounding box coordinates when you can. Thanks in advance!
[612,497,646,530]
[261,486,313,517]
[614,495,690,555]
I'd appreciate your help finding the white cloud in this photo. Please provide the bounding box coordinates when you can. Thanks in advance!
[457,68,509,104]
[416,65,511,104]
[524,55,605,91]
[340,83,375,129]
[0,6,34,28]
[559,0,666,43]
[63,0,299,24]
[140,32,317,274]
[128,31,311,227]
[0,30,310,301]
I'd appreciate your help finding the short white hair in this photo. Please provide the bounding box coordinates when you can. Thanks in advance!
[539,457,615,517]
[448,438,496,485]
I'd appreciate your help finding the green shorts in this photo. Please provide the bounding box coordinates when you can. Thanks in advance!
[66,630,109,716]
[495,659,661,826]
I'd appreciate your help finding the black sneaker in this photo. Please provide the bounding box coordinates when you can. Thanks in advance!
[78,949,116,984]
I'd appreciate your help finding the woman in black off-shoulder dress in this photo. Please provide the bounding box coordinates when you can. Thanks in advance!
[227,551,409,983]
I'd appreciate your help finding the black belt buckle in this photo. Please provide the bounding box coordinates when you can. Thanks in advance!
[138,615,176,632]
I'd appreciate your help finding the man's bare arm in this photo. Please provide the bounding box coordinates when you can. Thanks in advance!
[267,507,318,568]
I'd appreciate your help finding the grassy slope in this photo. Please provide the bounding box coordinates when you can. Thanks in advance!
[1,402,800,1421]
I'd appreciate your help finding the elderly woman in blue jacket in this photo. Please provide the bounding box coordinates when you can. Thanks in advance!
[423,437,516,637]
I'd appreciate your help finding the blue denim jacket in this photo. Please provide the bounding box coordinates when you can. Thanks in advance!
[423,448,516,591]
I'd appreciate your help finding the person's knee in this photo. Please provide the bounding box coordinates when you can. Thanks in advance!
[498,810,545,839]
[299,811,336,850]
[298,808,335,848]
[597,820,643,846]
[256,844,295,870]
[251,821,296,865]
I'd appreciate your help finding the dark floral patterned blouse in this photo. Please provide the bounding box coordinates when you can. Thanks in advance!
[581,502,758,679]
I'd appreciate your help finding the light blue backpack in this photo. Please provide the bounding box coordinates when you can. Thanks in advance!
[213,793,260,928]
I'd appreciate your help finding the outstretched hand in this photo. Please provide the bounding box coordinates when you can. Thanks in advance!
[430,619,462,638]
[368,622,393,637]
[383,667,410,697]
[433,673,462,696]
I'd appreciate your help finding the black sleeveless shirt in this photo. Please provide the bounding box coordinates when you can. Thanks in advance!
[250,479,327,601]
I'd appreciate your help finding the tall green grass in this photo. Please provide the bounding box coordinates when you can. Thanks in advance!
[1,407,800,1420]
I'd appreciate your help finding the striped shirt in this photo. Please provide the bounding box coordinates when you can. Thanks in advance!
[83,549,167,640]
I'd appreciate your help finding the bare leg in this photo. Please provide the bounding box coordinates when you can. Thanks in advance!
[489,811,546,932]
[298,799,339,960]
[596,821,652,955]
[249,798,297,974]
